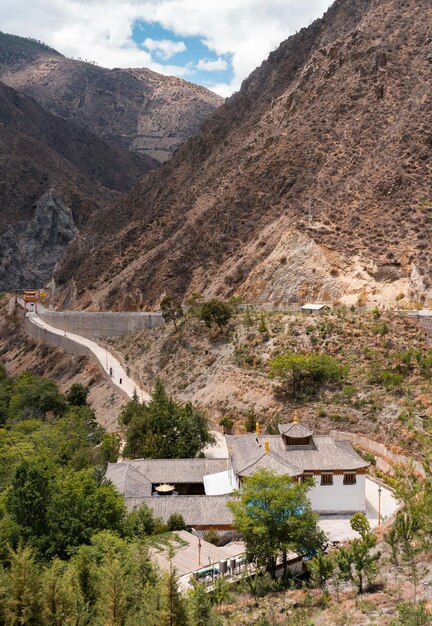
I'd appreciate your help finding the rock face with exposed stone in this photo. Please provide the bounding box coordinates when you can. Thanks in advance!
[0,190,77,290]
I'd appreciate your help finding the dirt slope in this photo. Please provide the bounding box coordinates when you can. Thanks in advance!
[0,297,124,430]
[109,307,432,453]
[55,0,432,311]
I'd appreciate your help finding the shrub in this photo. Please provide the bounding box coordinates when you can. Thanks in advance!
[197,299,233,329]
[269,352,347,397]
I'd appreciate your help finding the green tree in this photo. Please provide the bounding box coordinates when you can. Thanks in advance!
[392,601,432,626]
[66,383,89,407]
[269,352,347,397]
[100,432,121,465]
[4,546,43,625]
[7,457,54,551]
[167,513,186,532]
[42,558,86,626]
[160,295,183,331]
[244,307,254,337]
[125,504,166,539]
[198,299,232,330]
[335,514,380,594]
[119,395,142,428]
[308,549,334,590]
[257,312,268,336]
[188,583,221,626]
[124,380,214,459]
[228,469,325,578]
[47,468,126,558]
[212,575,231,605]
[244,409,257,433]
[160,563,188,626]
[8,372,67,421]
[94,555,127,626]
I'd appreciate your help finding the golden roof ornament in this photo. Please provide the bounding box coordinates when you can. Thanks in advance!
[293,409,299,424]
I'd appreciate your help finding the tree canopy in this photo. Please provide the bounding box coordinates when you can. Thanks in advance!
[123,379,214,459]
[269,352,347,397]
[228,469,325,578]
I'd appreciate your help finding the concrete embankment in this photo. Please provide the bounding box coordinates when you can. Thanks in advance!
[37,305,164,340]
[331,430,425,478]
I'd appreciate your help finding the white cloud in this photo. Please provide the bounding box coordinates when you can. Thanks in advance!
[0,0,333,94]
[142,37,186,60]
[196,57,228,72]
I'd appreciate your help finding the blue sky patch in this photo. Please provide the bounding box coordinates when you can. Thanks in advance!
[132,19,232,88]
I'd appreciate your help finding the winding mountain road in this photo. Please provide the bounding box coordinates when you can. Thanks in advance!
[23,306,228,458]
[27,311,150,401]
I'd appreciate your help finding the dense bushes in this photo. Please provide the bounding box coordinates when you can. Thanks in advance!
[121,379,214,459]
[269,352,347,397]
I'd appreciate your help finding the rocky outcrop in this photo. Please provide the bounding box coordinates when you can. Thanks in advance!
[0,32,223,162]
[56,0,432,310]
[0,78,158,289]
[0,191,77,289]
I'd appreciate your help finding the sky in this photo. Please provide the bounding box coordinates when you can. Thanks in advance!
[0,0,333,97]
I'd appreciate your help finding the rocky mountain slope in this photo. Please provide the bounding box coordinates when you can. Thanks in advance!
[56,0,432,311]
[0,32,223,162]
[110,306,432,452]
[0,79,155,288]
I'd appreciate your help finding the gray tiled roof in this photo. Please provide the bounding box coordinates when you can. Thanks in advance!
[151,531,245,577]
[226,434,369,476]
[106,458,228,497]
[237,450,300,477]
[278,423,314,438]
[125,495,234,526]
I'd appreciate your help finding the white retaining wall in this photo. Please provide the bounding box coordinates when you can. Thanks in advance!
[37,305,164,339]
[308,474,366,514]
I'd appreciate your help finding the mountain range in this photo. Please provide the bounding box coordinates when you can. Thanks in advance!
[54,0,432,310]
[0,32,222,163]
[0,33,222,290]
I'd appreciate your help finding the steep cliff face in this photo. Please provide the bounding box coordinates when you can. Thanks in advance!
[0,79,155,289]
[56,0,432,310]
[0,32,223,162]
[0,191,77,290]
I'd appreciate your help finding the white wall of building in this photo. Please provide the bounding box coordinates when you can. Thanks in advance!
[308,475,366,513]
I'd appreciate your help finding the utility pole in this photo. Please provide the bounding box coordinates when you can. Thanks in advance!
[378,485,382,527]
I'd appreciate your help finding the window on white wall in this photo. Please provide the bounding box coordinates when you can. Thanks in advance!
[343,473,357,485]
[321,474,333,486]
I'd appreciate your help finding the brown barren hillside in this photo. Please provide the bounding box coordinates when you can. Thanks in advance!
[109,306,432,453]
[56,0,432,311]
[0,80,155,289]
[0,32,223,163]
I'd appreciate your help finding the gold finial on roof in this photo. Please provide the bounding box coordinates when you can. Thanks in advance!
[256,421,260,435]
[264,439,270,454]
[293,409,299,424]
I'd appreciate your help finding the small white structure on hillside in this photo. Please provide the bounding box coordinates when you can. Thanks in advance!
[301,303,330,315]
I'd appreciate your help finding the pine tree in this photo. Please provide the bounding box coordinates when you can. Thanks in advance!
[244,307,254,337]
[258,312,268,335]
[187,583,221,626]
[160,561,188,626]
[4,546,43,625]
[95,556,127,626]
[42,558,86,626]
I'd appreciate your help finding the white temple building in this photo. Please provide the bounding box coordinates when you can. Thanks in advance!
[106,412,369,529]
